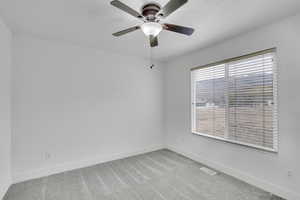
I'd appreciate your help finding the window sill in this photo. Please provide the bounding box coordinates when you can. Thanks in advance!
[192,131,278,153]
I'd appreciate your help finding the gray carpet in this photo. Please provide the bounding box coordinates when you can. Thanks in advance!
[4,149,284,200]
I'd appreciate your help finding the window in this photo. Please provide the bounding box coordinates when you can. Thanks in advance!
[191,48,278,152]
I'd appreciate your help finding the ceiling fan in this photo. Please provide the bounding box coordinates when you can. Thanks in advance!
[110,0,195,48]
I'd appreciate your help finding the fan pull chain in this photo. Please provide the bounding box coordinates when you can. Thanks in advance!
[150,46,154,69]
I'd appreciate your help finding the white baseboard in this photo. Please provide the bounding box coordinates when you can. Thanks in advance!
[13,145,164,184]
[0,181,10,200]
[167,145,300,200]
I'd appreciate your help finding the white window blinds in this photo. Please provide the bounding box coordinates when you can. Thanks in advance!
[191,49,278,151]
[191,64,226,138]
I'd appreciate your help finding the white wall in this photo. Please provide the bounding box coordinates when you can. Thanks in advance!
[164,13,300,200]
[0,18,11,200]
[11,35,164,182]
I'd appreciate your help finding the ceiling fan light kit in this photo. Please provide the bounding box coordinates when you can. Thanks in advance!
[141,22,162,37]
[110,0,195,48]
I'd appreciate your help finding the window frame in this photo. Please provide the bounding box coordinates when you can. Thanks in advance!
[190,48,278,153]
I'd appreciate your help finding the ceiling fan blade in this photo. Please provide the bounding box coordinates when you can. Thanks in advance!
[163,23,194,36]
[111,0,143,20]
[112,26,140,37]
[160,0,188,18]
[150,35,158,47]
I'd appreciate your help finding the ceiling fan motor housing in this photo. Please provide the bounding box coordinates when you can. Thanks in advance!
[141,3,161,21]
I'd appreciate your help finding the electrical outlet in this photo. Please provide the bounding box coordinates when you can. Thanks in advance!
[287,170,292,178]
[45,152,51,160]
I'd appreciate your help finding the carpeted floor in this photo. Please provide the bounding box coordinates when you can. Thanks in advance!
[4,149,284,200]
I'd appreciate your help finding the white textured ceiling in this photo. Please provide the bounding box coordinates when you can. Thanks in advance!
[0,0,300,60]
